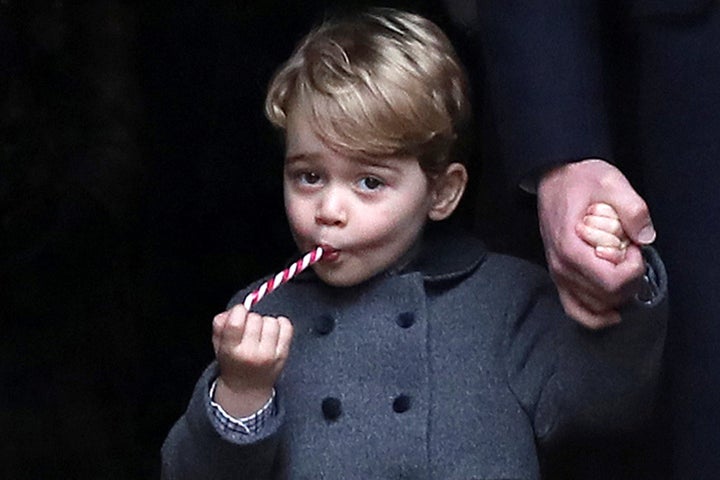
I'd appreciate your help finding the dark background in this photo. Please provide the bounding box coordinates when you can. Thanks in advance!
[2,1,482,478]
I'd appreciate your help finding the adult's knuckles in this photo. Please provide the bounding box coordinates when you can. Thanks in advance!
[623,198,649,221]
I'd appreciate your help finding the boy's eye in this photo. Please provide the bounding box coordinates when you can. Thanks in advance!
[359,176,384,191]
[299,172,321,185]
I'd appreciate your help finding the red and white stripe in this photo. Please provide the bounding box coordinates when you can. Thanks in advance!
[243,246,324,310]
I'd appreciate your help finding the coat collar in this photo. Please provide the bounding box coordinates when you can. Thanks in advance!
[403,223,488,282]
[290,222,488,285]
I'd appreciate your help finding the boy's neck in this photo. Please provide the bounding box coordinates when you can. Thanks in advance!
[385,231,425,277]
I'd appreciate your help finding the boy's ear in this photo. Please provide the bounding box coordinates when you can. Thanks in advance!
[428,162,467,221]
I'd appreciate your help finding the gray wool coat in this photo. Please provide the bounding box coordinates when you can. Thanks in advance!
[161,226,667,480]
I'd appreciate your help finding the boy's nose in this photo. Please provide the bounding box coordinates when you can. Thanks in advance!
[315,187,347,227]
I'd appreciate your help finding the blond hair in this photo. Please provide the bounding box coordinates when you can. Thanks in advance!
[265,8,470,176]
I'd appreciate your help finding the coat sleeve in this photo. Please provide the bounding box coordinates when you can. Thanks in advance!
[504,246,668,448]
[469,0,613,186]
[160,362,285,480]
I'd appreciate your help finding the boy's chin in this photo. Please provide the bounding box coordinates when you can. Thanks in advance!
[313,266,377,288]
[316,273,366,288]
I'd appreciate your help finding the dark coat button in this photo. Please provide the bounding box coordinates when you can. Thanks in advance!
[313,314,335,335]
[322,397,342,421]
[392,394,411,413]
[395,311,415,328]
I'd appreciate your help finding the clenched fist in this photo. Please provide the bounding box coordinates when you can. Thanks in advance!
[211,304,293,417]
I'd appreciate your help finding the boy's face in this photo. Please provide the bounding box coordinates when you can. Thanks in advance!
[283,104,435,287]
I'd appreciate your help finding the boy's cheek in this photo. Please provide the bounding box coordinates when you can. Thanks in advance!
[284,206,306,232]
[286,218,314,250]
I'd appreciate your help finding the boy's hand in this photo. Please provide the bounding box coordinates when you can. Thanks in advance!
[576,202,630,265]
[212,304,293,417]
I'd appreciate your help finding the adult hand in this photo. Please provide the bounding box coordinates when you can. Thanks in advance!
[212,304,293,417]
[537,159,656,329]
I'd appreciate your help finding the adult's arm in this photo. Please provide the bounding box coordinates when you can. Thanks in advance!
[474,0,612,184]
[446,1,657,327]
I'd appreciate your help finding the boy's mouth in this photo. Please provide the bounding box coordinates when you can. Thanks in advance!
[319,244,341,262]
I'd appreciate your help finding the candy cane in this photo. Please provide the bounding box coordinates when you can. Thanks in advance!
[243,246,324,310]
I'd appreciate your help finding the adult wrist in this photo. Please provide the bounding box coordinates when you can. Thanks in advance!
[533,158,611,195]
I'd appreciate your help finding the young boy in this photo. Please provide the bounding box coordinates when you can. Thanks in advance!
[161,8,666,479]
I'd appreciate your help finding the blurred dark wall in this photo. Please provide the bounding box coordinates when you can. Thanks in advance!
[1,1,447,478]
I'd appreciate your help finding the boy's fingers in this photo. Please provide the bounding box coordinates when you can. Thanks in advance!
[221,305,250,345]
[259,316,280,354]
[576,223,627,249]
[242,312,264,344]
[276,316,294,359]
[213,311,229,334]
[586,202,619,219]
[212,311,230,354]
[595,246,627,265]
[583,214,625,238]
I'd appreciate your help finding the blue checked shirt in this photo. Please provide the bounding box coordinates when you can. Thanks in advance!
[209,379,276,435]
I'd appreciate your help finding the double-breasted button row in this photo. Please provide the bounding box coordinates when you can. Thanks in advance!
[321,397,342,420]
[321,394,413,421]
[312,314,335,335]
[395,311,415,328]
[312,311,416,335]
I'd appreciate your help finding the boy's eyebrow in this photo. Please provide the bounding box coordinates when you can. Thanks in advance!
[285,151,404,173]
[285,152,321,163]
[349,154,404,170]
